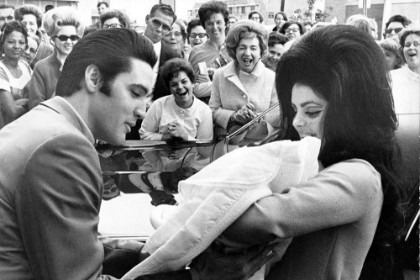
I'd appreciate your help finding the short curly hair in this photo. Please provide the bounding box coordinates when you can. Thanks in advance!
[1,20,28,49]
[100,9,130,28]
[43,6,84,38]
[198,1,229,28]
[160,58,195,89]
[225,20,268,59]
[248,11,263,23]
[14,4,43,28]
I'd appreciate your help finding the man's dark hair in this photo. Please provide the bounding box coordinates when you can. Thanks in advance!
[149,4,176,24]
[45,5,54,13]
[97,2,109,9]
[198,1,229,28]
[100,9,130,28]
[56,29,157,97]
[385,14,411,29]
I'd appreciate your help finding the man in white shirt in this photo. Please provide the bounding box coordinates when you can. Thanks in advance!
[127,4,181,140]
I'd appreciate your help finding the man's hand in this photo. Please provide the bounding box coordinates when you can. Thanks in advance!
[191,242,276,280]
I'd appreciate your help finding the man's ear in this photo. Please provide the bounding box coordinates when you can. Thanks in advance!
[145,15,149,24]
[85,64,103,93]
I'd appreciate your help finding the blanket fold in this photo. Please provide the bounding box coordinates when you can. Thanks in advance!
[122,137,321,280]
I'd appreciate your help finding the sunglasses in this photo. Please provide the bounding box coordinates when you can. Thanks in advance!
[385,28,403,34]
[151,19,171,33]
[55,35,80,42]
[190,33,207,39]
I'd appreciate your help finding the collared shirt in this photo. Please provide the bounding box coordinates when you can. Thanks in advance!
[151,41,162,92]
[139,94,213,141]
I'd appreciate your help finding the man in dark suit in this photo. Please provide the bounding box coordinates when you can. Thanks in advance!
[126,4,181,140]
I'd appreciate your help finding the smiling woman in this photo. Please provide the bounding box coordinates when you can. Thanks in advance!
[0,21,32,128]
[222,25,405,280]
[209,20,281,146]
[140,58,213,142]
[24,6,84,110]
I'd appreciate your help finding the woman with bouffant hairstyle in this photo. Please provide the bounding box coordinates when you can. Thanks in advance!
[223,25,405,280]
[209,20,280,147]
[14,4,53,67]
[25,6,84,110]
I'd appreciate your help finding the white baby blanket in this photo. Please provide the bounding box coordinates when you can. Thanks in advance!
[123,137,321,279]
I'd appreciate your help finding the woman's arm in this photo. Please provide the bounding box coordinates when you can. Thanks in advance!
[0,89,26,125]
[209,70,235,129]
[223,160,383,244]
[139,102,167,140]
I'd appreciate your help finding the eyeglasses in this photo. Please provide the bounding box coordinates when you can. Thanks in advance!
[385,28,403,34]
[189,33,207,39]
[103,23,123,29]
[285,28,300,33]
[55,35,80,42]
[0,16,13,21]
[166,31,182,37]
[151,18,171,33]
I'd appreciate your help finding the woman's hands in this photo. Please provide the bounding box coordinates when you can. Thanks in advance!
[163,121,188,141]
[233,103,258,125]
[191,242,277,280]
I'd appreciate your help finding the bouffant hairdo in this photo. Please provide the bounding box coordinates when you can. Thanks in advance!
[14,4,43,28]
[43,6,84,38]
[225,20,268,59]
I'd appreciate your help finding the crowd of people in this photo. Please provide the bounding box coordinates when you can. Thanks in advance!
[0,0,418,279]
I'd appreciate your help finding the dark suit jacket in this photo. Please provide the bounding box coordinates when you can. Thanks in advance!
[126,42,181,140]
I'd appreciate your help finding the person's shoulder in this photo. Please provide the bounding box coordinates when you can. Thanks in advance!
[323,159,381,190]
[189,43,208,60]
[161,43,181,58]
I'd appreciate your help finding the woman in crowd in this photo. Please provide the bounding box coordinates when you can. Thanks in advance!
[248,11,264,23]
[272,11,288,32]
[390,27,419,190]
[14,4,53,68]
[261,32,288,72]
[21,35,38,66]
[188,1,232,103]
[25,6,84,110]
[0,21,32,128]
[186,19,207,50]
[140,58,213,142]
[209,20,281,145]
[222,25,405,280]
[279,20,305,42]
[100,9,130,29]
[163,19,188,59]
[378,38,404,71]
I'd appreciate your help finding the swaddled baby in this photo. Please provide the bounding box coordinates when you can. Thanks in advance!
[123,137,321,280]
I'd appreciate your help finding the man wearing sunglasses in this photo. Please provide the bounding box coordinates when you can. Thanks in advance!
[384,14,411,40]
[0,4,14,31]
[126,4,181,140]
